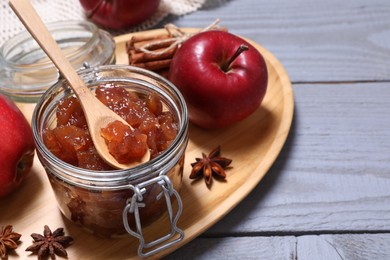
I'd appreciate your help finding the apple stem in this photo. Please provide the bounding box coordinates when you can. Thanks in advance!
[223,44,249,71]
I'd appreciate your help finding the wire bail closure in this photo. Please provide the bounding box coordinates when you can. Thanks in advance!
[123,175,184,257]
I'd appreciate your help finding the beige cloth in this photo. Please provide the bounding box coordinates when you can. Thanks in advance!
[0,0,207,46]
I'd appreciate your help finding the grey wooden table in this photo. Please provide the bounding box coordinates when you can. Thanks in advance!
[156,0,390,259]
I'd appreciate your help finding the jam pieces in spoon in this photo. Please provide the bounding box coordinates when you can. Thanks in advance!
[43,83,178,170]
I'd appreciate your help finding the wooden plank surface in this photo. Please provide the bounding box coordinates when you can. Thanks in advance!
[167,234,390,260]
[160,0,390,258]
[159,0,390,83]
[206,82,390,234]
[165,236,297,259]
[165,82,390,258]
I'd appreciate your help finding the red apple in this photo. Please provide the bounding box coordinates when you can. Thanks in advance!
[168,30,268,129]
[79,0,161,30]
[0,94,35,197]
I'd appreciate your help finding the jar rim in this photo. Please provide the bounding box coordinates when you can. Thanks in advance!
[0,20,116,102]
[32,65,189,187]
[0,20,99,70]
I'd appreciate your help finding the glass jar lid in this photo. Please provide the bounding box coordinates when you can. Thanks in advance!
[0,20,115,102]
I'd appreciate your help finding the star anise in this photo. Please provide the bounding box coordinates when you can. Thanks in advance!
[0,225,21,258]
[26,225,73,260]
[190,145,232,186]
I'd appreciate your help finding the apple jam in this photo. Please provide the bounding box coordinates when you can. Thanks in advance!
[32,65,188,239]
[43,84,179,169]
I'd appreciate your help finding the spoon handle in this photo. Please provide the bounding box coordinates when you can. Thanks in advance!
[9,0,88,97]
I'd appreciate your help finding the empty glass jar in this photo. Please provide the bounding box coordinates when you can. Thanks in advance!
[0,20,115,102]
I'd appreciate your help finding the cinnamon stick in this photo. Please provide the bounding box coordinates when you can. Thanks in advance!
[132,59,172,71]
[129,46,177,64]
[134,38,177,52]
[127,33,170,45]
[125,21,228,77]
[126,35,174,52]
[126,34,176,74]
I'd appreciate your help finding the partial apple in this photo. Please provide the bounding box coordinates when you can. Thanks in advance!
[79,0,161,30]
[168,30,268,129]
[0,94,35,198]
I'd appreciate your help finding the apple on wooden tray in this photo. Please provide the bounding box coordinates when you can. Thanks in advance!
[0,94,35,198]
[168,30,268,129]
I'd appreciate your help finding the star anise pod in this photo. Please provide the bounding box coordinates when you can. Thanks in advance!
[26,225,73,260]
[190,145,232,186]
[0,225,21,258]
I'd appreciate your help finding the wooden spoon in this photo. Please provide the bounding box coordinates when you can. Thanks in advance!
[9,0,150,169]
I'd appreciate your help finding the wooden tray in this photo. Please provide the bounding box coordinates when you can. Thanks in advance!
[2,29,293,259]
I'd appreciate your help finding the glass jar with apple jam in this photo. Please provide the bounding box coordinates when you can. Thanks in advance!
[31,65,188,257]
[0,20,115,103]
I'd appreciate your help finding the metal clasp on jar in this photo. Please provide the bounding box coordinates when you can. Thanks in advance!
[123,175,184,257]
